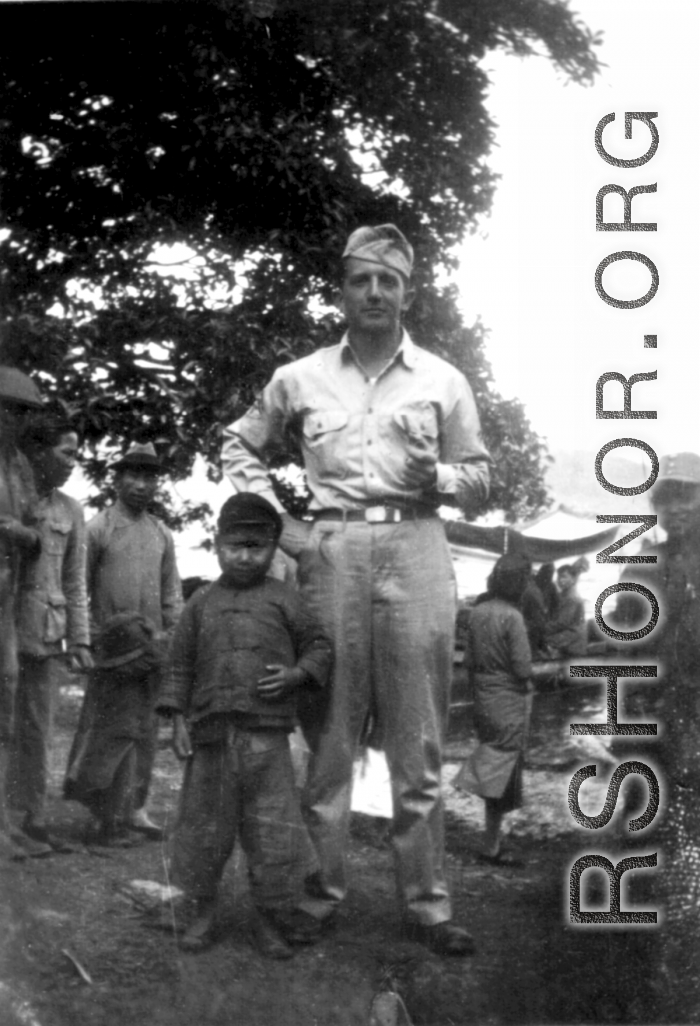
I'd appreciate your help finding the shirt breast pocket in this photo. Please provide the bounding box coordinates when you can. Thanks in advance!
[45,591,68,643]
[392,402,440,448]
[45,517,72,555]
[302,410,349,477]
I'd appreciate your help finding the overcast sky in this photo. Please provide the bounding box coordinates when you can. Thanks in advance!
[456,0,699,464]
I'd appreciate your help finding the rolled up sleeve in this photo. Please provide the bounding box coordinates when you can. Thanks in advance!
[221,372,291,512]
[437,375,490,515]
[63,502,90,649]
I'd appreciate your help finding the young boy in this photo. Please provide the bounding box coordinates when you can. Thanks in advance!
[158,493,331,958]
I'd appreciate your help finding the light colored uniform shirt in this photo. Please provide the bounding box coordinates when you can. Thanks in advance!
[86,499,183,636]
[17,489,90,657]
[222,331,490,514]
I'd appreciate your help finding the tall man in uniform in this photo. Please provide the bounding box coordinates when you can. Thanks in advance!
[222,225,490,954]
[83,442,183,838]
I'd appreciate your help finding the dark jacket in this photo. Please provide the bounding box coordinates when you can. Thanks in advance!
[158,575,331,730]
[545,591,587,656]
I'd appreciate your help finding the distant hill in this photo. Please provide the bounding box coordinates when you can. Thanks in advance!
[546,449,652,515]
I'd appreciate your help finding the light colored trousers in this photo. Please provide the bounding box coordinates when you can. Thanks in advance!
[297,517,456,926]
[0,598,19,746]
[8,654,58,818]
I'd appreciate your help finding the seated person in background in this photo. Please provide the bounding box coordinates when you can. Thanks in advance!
[534,563,558,620]
[157,494,332,959]
[64,612,162,846]
[544,563,587,657]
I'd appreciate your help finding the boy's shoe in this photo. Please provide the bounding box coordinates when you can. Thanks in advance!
[87,821,143,848]
[263,907,323,946]
[251,910,294,960]
[179,899,219,953]
[129,808,165,840]
[402,920,475,957]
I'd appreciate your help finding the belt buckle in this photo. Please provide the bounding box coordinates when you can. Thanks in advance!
[364,506,401,523]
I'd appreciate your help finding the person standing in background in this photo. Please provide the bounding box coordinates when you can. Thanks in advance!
[222,225,490,955]
[8,409,92,853]
[68,441,182,840]
[65,612,163,846]
[454,553,533,866]
[0,366,43,860]
[611,453,700,1020]
[544,563,587,657]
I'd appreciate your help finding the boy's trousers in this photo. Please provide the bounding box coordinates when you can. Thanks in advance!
[170,722,309,909]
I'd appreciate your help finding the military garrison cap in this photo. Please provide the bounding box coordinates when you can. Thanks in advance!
[342,224,414,280]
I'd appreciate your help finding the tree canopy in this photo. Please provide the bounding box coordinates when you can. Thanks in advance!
[0,0,600,524]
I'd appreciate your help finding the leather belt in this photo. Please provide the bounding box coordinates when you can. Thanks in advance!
[312,505,437,524]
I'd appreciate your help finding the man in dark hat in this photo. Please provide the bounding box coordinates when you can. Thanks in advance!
[158,493,331,957]
[221,225,490,955]
[79,442,183,839]
[0,366,44,860]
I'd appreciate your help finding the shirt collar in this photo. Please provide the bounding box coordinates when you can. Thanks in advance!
[339,329,417,370]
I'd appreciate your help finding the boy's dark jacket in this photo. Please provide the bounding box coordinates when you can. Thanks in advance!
[157,576,331,729]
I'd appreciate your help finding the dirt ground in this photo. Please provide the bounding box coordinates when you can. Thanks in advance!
[0,673,663,1026]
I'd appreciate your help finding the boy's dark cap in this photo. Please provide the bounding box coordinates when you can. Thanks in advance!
[218,493,283,537]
